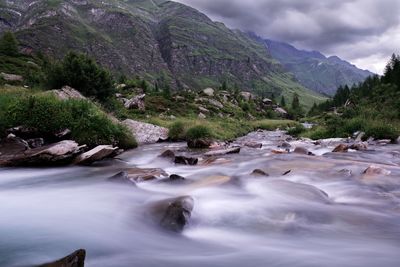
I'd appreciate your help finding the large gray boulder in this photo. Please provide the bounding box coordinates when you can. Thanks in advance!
[74,145,119,165]
[0,72,23,82]
[122,119,169,145]
[150,196,194,232]
[124,94,146,111]
[50,86,86,100]
[203,88,215,96]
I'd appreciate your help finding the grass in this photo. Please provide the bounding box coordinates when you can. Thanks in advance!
[0,86,136,148]
[145,117,299,141]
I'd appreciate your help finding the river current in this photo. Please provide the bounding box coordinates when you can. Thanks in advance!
[1,131,400,267]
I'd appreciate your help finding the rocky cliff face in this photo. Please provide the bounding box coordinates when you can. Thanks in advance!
[0,0,325,106]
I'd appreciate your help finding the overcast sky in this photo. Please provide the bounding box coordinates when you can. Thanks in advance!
[175,0,400,74]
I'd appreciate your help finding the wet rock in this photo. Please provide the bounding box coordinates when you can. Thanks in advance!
[355,131,365,142]
[363,165,391,176]
[123,168,168,183]
[377,139,391,145]
[189,175,231,189]
[159,149,175,159]
[349,142,368,151]
[204,147,240,157]
[271,149,289,154]
[0,140,85,167]
[108,171,136,186]
[1,72,23,82]
[251,169,269,176]
[74,145,118,165]
[187,138,212,149]
[332,144,349,153]
[26,138,44,149]
[0,134,29,154]
[203,88,214,96]
[279,141,291,149]
[293,147,314,156]
[38,249,86,267]
[169,174,186,182]
[151,196,194,232]
[50,86,86,100]
[123,119,169,145]
[244,142,262,148]
[124,94,146,111]
[339,169,353,177]
[282,170,291,176]
[174,156,198,166]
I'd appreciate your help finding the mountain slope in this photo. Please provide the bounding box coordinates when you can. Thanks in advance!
[264,39,373,96]
[0,0,326,108]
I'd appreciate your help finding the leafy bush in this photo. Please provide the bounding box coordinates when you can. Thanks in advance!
[46,52,114,100]
[287,124,306,137]
[186,125,213,140]
[169,121,186,141]
[0,90,136,148]
[0,32,18,56]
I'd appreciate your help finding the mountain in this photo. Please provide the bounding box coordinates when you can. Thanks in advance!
[263,39,373,96]
[0,0,326,108]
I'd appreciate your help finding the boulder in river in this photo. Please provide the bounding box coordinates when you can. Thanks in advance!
[363,165,391,176]
[174,155,198,165]
[204,147,240,157]
[251,169,269,176]
[0,140,86,167]
[0,134,29,154]
[74,145,119,165]
[159,149,175,159]
[38,249,86,267]
[349,142,368,151]
[293,147,314,156]
[123,119,169,145]
[244,142,262,148]
[109,168,168,183]
[187,138,213,149]
[332,144,349,153]
[150,196,194,232]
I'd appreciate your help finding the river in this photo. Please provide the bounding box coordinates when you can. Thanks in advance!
[1,131,400,267]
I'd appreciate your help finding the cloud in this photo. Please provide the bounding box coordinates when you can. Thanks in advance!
[175,0,400,74]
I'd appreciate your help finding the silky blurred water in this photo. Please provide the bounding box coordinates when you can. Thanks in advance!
[1,131,400,267]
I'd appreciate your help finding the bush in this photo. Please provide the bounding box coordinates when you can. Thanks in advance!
[0,91,136,148]
[46,52,114,101]
[287,124,305,137]
[364,122,398,141]
[169,121,186,141]
[0,32,18,56]
[186,125,213,140]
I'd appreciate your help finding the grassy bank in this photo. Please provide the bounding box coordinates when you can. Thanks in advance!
[0,87,136,148]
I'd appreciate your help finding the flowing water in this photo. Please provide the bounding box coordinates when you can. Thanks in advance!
[1,131,400,267]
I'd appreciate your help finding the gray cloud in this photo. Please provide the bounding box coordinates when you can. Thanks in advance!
[175,0,400,73]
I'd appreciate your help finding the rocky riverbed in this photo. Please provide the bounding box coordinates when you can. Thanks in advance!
[1,130,400,267]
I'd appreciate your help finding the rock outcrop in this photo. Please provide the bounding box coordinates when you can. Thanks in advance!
[123,119,169,145]
[124,94,146,111]
[50,86,86,100]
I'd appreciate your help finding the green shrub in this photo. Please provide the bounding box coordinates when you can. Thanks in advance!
[169,121,186,141]
[186,125,213,140]
[287,124,306,137]
[306,126,331,140]
[46,52,114,101]
[0,90,136,148]
[364,122,398,141]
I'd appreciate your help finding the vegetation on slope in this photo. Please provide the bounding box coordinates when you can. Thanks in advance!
[303,54,400,141]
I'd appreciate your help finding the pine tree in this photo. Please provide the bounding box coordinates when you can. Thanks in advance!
[291,93,300,110]
[280,96,286,107]
[0,31,19,56]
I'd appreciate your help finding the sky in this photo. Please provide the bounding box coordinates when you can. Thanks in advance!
[175,0,400,74]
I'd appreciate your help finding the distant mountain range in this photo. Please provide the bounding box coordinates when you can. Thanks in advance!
[263,39,373,96]
[0,0,372,105]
